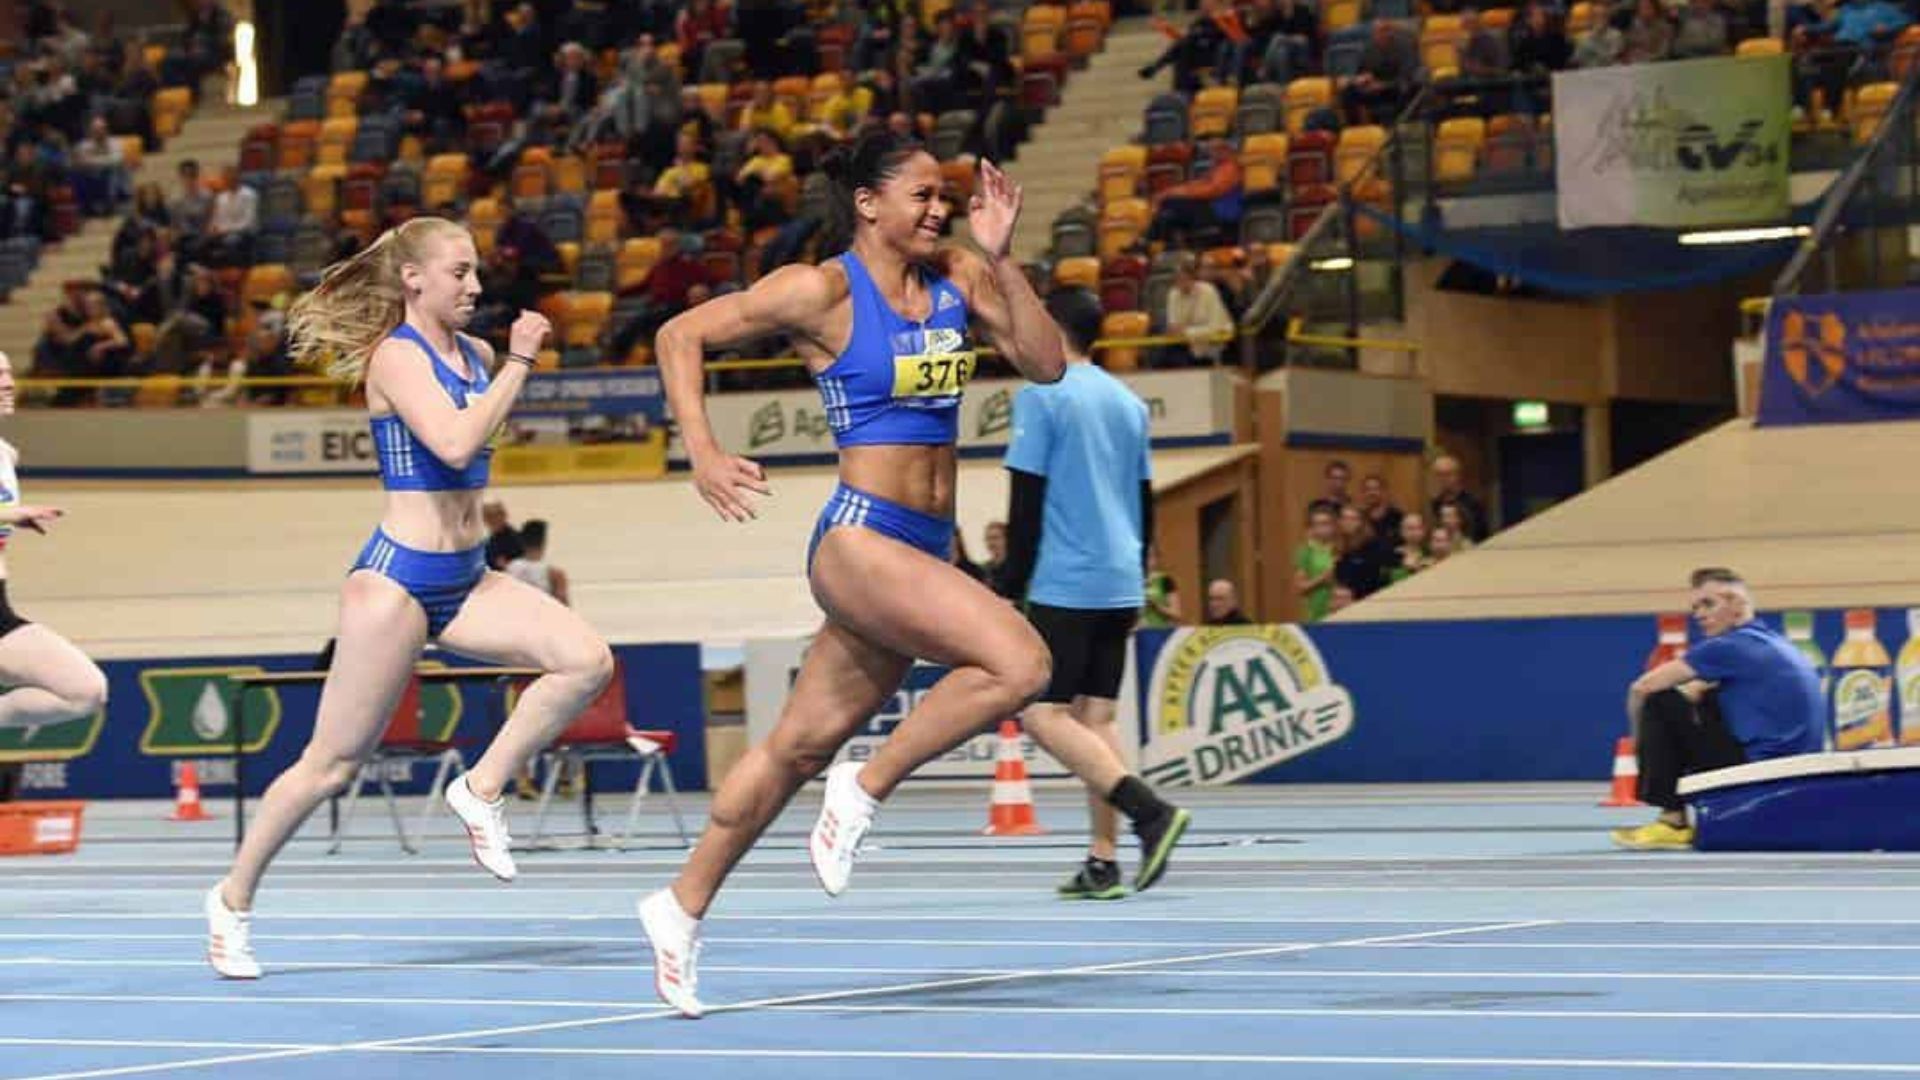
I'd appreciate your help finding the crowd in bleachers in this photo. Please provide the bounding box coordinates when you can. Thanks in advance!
[1039,0,1920,369]
[23,0,1124,404]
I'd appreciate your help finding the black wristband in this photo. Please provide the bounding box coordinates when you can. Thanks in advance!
[505,352,536,368]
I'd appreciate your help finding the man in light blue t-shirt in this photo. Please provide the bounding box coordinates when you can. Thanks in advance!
[1615,567,1823,850]
[997,289,1189,900]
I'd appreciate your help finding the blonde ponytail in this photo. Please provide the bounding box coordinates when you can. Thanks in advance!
[287,216,470,383]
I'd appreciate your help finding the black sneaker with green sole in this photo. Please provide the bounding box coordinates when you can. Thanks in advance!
[1132,806,1191,892]
[1057,857,1128,900]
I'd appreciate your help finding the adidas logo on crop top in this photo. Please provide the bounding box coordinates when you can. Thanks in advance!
[814,251,976,447]
[371,323,493,491]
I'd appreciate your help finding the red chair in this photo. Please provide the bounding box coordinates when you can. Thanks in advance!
[327,677,468,854]
[527,659,690,850]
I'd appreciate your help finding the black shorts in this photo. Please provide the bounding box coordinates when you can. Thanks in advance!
[1027,603,1137,705]
[0,580,28,640]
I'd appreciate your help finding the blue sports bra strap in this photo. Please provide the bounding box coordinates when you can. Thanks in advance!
[390,321,430,354]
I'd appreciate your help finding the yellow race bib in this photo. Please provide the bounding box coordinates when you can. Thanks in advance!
[891,349,978,400]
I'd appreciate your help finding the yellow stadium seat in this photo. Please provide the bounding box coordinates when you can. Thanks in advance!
[1434,116,1486,182]
[243,264,295,308]
[302,165,345,220]
[130,322,158,357]
[565,291,614,349]
[617,237,663,290]
[1482,8,1515,31]
[1284,77,1333,135]
[549,155,587,195]
[1853,81,1899,143]
[1190,86,1239,140]
[1240,132,1288,194]
[1335,124,1388,185]
[1053,256,1101,290]
[1567,2,1596,35]
[468,196,506,239]
[1322,0,1362,32]
[1736,36,1784,57]
[116,135,144,171]
[1098,311,1150,372]
[135,374,182,408]
[557,241,581,279]
[1097,145,1146,204]
[1097,198,1150,259]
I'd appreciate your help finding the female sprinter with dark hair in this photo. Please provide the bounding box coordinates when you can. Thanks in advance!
[638,135,1186,1017]
[203,217,613,979]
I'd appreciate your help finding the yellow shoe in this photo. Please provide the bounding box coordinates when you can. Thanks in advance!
[1611,820,1695,851]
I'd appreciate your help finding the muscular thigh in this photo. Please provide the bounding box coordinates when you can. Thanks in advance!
[436,572,606,671]
[810,528,1044,673]
[0,624,101,701]
[767,620,912,763]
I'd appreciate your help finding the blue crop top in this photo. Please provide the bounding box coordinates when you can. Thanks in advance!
[814,251,976,448]
[371,323,492,492]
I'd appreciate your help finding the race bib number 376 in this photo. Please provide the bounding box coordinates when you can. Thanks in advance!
[891,350,977,400]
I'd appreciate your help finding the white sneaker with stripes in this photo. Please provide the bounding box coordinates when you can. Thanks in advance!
[639,889,705,1019]
[809,761,878,898]
[204,884,261,980]
[445,774,517,882]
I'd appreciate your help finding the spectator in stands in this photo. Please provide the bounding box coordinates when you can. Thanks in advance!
[1385,511,1431,584]
[197,322,289,408]
[69,115,124,216]
[1430,453,1489,542]
[1204,578,1251,624]
[677,0,730,78]
[1623,0,1676,63]
[611,228,712,349]
[500,2,550,83]
[1615,567,1822,850]
[129,181,169,231]
[958,1,1015,112]
[152,264,227,374]
[1294,504,1339,623]
[507,519,572,605]
[402,56,470,154]
[168,160,213,252]
[1437,502,1477,552]
[179,0,236,90]
[1328,583,1356,616]
[1573,6,1630,67]
[735,0,796,78]
[33,290,87,405]
[854,0,906,72]
[601,32,680,156]
[1,145,51,242]
[1794,0,1911,119]
[1323,459,1352,507]
[1359,472,1403,548]
[482,500,526,571]
[495,191,564,284]
[1140,0,1233,93]
[73,288,132,388]
[333,8,375,72]
[1672,0,1733,57]
[817,71,874,138]
[1343,19,1417,124]
[1508,0,1571,114]
[1456,7,1513,109]
[205,166,259,267]
[1251,0,1320,86]
[1427,524,1457,563]
[729,130,795,230]
[1160,256,1234,367]
[116,48,160,149]
[540,42,601,129]
[105,228,174,326]
[911,10,969,114]
[737,81,797,142]
[1146,138,1242,247]
[641,131,714,227]
[1334,503,1384,600]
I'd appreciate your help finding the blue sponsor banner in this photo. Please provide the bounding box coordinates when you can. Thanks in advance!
[1131,608,1920,784]
[2,643,706,800]
[1758,287,1920,427]
[514,369,667,423]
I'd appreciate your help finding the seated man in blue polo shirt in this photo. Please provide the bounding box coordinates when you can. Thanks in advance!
[1614,567,1824,850]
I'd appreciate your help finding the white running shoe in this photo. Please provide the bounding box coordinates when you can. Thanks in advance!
[638,889,704,1019]
[204,883,261,980]
[445,774,517,882]
[809,761,878,898]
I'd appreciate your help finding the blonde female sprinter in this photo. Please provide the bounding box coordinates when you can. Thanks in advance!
[0,352,108,735]
[204,217,613,978]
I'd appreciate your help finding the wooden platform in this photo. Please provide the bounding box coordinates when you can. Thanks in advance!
[12,447,1250,659]
[1339,419,1920,621]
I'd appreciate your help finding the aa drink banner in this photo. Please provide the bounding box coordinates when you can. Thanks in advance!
[1553,55,1789,230]
[1758,287,1920,426]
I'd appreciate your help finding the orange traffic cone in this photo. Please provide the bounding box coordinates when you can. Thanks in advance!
[982,719,1045,836]
[1601,737,1642,807]
[170,762,211,822]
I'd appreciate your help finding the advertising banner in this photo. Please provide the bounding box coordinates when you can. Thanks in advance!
[1757,287,1920,426]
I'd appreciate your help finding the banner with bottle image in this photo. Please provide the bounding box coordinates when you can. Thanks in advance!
[1757,287,1920,427]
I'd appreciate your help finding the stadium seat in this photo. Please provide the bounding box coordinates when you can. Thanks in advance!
[1098,310,1150,372]
[1145,141,1194,196]
[1322,0,1363,32]
[1236,84,1285,137]
[1567,2,1597,36]
[564,291,614,349]
[1053,255,1100,290]
[1287,129,1336,187]
[1284,77,1334,135]
[1097,145,1146,206]
[1097,198,1150,259]
[1241,132,1289,196]
[1736,36,1783,57]
[302,164,345,222]
[1285,184,1336,240]
[1022,4,1065,61]
[1143,93,1189,146]
[1434,117,1487,182]
[1852,81,1898,143]
[1190,86,1239,140]
[1335,125,1388,186]
[151,87,192,139]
